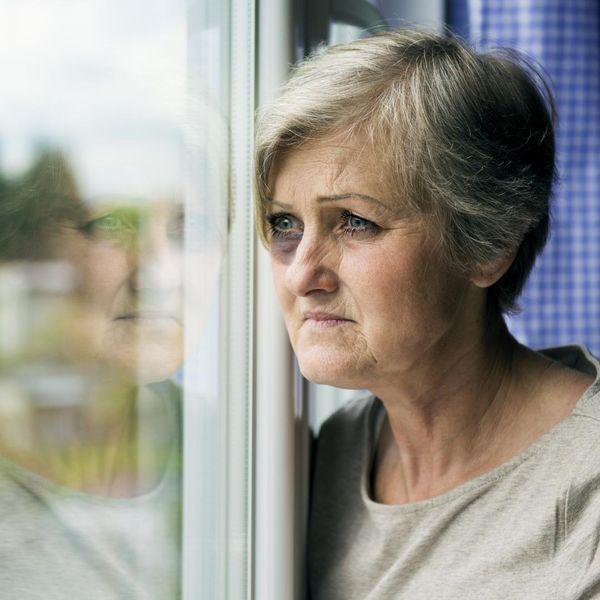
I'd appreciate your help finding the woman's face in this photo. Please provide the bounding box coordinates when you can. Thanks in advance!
[58,201,184,383]
[268,137,483,391]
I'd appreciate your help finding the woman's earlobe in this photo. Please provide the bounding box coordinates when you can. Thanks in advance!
[470,250,517,289]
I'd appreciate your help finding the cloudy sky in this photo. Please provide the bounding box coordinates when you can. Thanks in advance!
[0,0,187,200]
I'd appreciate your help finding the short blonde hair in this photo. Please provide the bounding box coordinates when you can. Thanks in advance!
[254,29,556,313]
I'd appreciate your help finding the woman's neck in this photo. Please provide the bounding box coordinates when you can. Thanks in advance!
[370,319,592,505]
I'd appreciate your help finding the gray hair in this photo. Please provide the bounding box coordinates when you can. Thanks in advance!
[254,29,556,313]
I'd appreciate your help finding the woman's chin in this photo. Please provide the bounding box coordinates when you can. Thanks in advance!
[297,350,368,389]
[104,348,183,384]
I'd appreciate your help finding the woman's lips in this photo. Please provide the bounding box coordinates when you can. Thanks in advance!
[303,311,353,329]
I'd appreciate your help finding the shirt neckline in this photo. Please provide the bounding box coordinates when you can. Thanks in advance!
[360,344,600,514]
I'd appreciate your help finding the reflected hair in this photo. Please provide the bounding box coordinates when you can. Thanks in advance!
[254,29,556,313]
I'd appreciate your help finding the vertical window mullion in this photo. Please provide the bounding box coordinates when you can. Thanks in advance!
[226,0,256,596]
[253,0,301,599]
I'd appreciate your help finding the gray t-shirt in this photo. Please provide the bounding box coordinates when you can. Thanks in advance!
[0,454,181,599]
[309,346,600,600]
[0,380,181,599]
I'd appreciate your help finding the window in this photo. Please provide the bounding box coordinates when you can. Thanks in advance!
[0,1,250,597]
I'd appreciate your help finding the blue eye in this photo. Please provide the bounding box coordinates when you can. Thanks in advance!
[267,213,302,239]
[341,211,378,236]
[349,215,368,228]
[274,216,293,230]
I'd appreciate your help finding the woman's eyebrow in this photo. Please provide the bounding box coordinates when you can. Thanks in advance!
[317,193,390,211]
[268,193,391,213]
[267,198,293,209]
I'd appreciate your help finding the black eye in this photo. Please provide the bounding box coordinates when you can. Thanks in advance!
[268,213,302,239]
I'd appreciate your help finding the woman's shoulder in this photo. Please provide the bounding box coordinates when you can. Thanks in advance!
[539,345,600,418]
[530,346,600,484]
[541,345,600,511]
[554,410,600,597]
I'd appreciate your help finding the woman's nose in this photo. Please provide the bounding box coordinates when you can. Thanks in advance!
[283,233,338,297]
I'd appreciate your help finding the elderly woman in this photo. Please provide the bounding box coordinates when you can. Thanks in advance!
[255,30,600,599]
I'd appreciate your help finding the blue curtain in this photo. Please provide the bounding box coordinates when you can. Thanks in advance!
[448,0,600,354]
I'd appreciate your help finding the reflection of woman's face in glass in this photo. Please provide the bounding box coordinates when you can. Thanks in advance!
[59,201,184,383]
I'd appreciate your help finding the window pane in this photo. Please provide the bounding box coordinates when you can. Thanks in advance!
[0,1,194,597]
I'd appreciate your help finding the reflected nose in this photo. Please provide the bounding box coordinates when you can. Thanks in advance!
[283,232,338,297]
[130,225,182,294]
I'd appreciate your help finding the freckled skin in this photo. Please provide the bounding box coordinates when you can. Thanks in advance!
[268,137,483,392]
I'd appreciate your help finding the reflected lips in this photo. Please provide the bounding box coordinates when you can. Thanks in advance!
[303,311,352,329]
[115,311,180,321]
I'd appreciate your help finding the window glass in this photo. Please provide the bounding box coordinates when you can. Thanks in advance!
[0,1,220,597]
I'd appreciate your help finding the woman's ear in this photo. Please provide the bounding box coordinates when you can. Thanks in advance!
[470,250,517,289]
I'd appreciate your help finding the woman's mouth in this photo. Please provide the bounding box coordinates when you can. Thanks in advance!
[303,311,352,329]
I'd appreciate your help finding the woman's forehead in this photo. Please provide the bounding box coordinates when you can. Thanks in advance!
[270,136,392,203]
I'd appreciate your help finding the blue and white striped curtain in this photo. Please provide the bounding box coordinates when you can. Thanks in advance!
[450,0,600,354]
